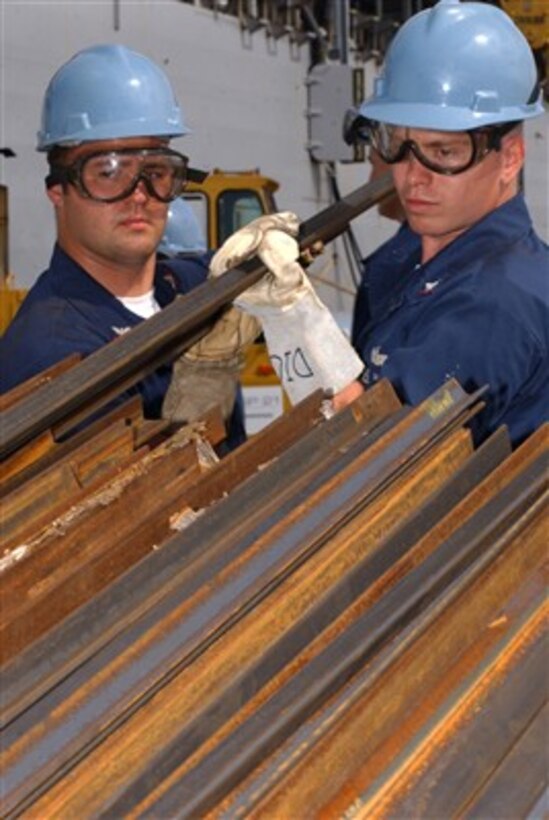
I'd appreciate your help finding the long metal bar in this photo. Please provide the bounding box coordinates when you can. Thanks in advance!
[216,496,547,818]
[1,381,483,814]
[0,173,395,460]
[131,456,547,819]
[460,704,548,820]
[369,597,548,820]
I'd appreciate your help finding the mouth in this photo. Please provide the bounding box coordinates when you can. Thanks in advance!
[405,197,437,211]
[120,215,152,230]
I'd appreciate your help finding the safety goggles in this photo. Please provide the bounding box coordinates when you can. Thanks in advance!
[366,121,518,175]
[47,148,206,202]
[343,108,373,147]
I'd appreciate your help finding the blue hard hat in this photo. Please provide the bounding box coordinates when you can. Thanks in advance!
[37,44,188,151]
[158,198,207,256]
[360,0,544,131]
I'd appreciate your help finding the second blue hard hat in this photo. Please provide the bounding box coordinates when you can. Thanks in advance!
[158,198,207,256]
[360,0,544,131]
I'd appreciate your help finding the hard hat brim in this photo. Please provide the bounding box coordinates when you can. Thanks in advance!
[359,98,545,132]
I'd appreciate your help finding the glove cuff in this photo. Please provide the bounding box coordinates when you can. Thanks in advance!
[247,290,364,405]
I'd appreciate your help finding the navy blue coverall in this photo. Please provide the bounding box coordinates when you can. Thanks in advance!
[0,245,246,448]
[352,194,549,446]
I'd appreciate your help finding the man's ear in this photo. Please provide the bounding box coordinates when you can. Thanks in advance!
[46,183,65,208]
[501,131,525,185]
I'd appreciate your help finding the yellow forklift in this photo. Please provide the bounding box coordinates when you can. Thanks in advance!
[183,167,279,248]
[0,185,26,334]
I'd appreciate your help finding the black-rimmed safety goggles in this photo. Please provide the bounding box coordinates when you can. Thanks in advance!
[344,111,518,175]
[46,148,207,203]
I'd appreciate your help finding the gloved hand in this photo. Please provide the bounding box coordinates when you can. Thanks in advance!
[182,307,260,364]
[162,354,242,424]
[208,211,301,276]
[162,303,260,426]
[209,216,364,406]
[164,212,303,424]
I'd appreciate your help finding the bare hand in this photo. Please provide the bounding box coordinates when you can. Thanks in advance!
[331,380,365,412]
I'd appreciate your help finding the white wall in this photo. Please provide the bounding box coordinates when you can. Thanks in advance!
[524,113,549,239]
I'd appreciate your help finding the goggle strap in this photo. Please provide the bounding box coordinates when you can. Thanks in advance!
[45,166,71,189]
[527,80,540,105]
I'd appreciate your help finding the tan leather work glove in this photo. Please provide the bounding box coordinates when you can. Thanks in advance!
[162,307,261,425]
[162,354,242,424]
[163,213,302,425]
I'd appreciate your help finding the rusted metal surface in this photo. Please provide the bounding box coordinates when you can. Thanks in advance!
[212,467,547,819]
[1,459,82,545]
[0,381,403,758]
[0,383,502,817]
[0,174,395,460]
[1,417,470,817]
[0,353,81,412]
[104,431,482,818]
[460,702,548,819]
[0,395,144,494]
[122,448,546,820]
[0,439,203,664]
[0,429,56,488]
[361,590,548,820]
[0,379,400,729]
[0,373,545,818]
[181,381,398,509]
[0,392,328,668]
[402,608,547,817]
[2,418,161,549]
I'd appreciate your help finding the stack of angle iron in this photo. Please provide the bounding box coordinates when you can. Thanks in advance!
[1,174,547,818]
[0,360,547,818]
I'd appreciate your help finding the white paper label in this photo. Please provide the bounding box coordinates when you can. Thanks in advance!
[242,385,284,435]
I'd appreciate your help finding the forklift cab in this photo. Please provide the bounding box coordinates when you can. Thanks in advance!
[182,168,279,250]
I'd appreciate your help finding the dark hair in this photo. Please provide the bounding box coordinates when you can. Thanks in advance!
[45,146,72,189]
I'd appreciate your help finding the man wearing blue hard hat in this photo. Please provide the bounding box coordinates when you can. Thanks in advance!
[346,0,549,447]
[211,0,548,447]
[1,44,256,449]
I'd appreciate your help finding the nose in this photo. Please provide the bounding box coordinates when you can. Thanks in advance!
[404,149,433,186]
[130,176,150,202]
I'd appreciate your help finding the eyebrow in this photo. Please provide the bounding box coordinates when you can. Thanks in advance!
[414,134,470,148]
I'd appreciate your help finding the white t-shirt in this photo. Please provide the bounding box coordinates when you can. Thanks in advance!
[118,289,161,319]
